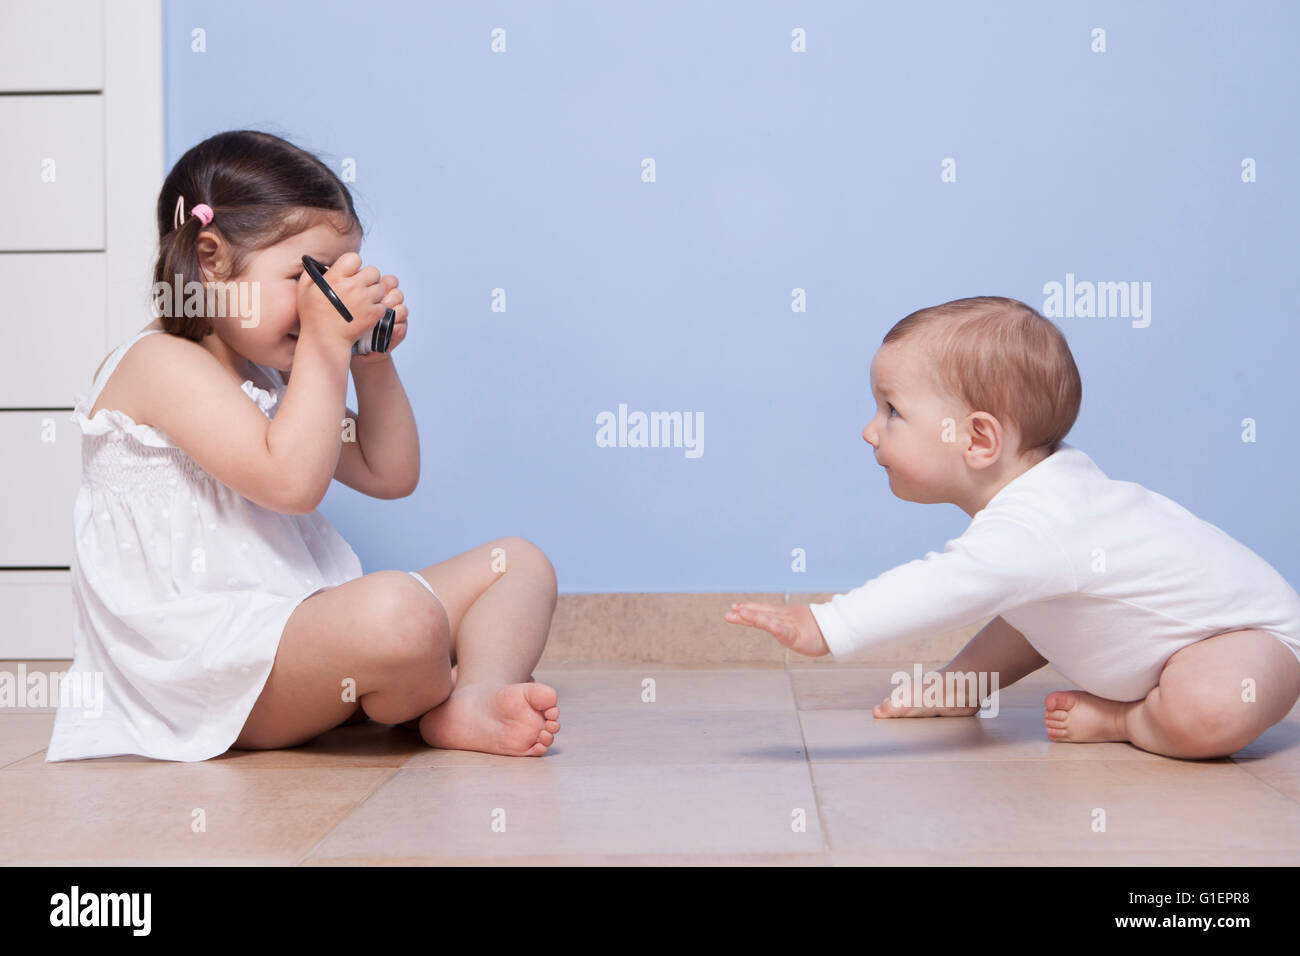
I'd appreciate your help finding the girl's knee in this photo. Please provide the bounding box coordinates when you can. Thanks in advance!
[370,571,451,671]
[497,537,557,589]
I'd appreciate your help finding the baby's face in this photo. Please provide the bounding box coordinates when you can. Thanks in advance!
[861,342,972,505]
[218,220,362,368]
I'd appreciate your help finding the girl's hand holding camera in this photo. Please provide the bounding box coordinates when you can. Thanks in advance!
[296,253,407,362]
[358,274,407,364]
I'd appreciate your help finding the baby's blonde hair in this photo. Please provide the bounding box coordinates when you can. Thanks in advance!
[882,296,1082,459]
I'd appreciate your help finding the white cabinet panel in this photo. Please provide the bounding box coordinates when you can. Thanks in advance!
[0,570,73,659]
[0,1,159,662]
[0,95,105,251]
[0,411,81,567]
[0,0,104,93]
[0,253,108,407]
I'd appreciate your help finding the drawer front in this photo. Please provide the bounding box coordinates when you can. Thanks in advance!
[0,571,73,659]
[0,253,108,407]
[0,95,106,251]
[0,0,103,93]
[0,411,81,567]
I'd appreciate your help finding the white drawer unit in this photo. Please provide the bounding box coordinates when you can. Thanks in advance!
[0,410,83,567]
[0,0,161,658]
[0,0,104,92]
[0,253,108,408]
[0,95,106,251]
[0,571,74,659]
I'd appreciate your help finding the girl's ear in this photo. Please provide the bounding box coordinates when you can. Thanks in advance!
[195,229,232,283]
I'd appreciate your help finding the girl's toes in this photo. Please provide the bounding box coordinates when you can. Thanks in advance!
[545,720,560,733]
[527,742,547,756]
[540,730,554,746]
[544,706,559,720]
[522,682,558,713]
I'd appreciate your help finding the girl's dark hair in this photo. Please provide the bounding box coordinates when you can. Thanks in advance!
[152,130,362,340]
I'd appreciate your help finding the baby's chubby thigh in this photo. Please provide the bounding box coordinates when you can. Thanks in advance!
[1147,629,1300,750]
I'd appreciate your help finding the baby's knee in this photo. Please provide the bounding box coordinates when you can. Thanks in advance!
[1151,679,1250,752]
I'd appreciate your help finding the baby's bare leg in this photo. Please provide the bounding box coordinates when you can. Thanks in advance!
[876,615,1047,717]
[1044,629,1300,758]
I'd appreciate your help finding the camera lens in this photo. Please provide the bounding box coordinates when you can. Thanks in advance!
[352,308,396,356]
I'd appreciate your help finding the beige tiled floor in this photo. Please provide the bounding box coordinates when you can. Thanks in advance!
[3,662,1299,865]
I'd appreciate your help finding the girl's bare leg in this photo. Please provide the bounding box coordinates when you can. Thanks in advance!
[875,615,1048,717]
[232,570,453,750]
[406,537,561,757]
[1045,629,1300,759]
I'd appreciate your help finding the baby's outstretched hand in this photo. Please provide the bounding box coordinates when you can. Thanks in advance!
[724,602,830,657]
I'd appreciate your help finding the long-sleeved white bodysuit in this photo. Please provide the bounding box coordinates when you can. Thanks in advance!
[809,443,1300,702]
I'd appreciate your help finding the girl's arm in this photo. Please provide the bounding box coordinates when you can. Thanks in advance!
[135,330,352,514]
[265,331,356,511]
[142,253,388,514]
[282,269,419,499]
[302,357,420,498]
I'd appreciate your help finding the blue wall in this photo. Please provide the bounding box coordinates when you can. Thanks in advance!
[162,1,1300,593]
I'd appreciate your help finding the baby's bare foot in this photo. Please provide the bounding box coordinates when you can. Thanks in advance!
[418,682,561,757]
[873,694,980,718]
[1044,690,1129,743]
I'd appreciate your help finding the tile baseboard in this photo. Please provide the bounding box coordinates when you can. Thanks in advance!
[539,593,984,665]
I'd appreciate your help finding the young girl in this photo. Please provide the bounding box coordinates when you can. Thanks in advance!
[46,130,561,763]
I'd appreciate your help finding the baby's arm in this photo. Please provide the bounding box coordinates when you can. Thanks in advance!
[942,615,1048,689]
[808,517,1076,661]
[868,615,1049,715]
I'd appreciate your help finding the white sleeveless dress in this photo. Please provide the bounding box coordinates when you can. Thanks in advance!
[46,328,365,762]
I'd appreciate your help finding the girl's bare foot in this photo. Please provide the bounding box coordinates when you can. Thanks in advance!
[418,682,561,757]
[1044,690,1129,743]
[873,694,980,718]
[393,666,534,731]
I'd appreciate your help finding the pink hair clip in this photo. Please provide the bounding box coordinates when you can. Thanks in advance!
[171,195,215,230]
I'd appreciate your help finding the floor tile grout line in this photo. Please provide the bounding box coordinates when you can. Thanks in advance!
[0,747,47,771]
[1226,757,1300,808]
[782,644,832,854]
[293,766,402,866]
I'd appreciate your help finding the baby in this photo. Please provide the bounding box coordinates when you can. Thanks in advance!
[726,296,1300,759]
